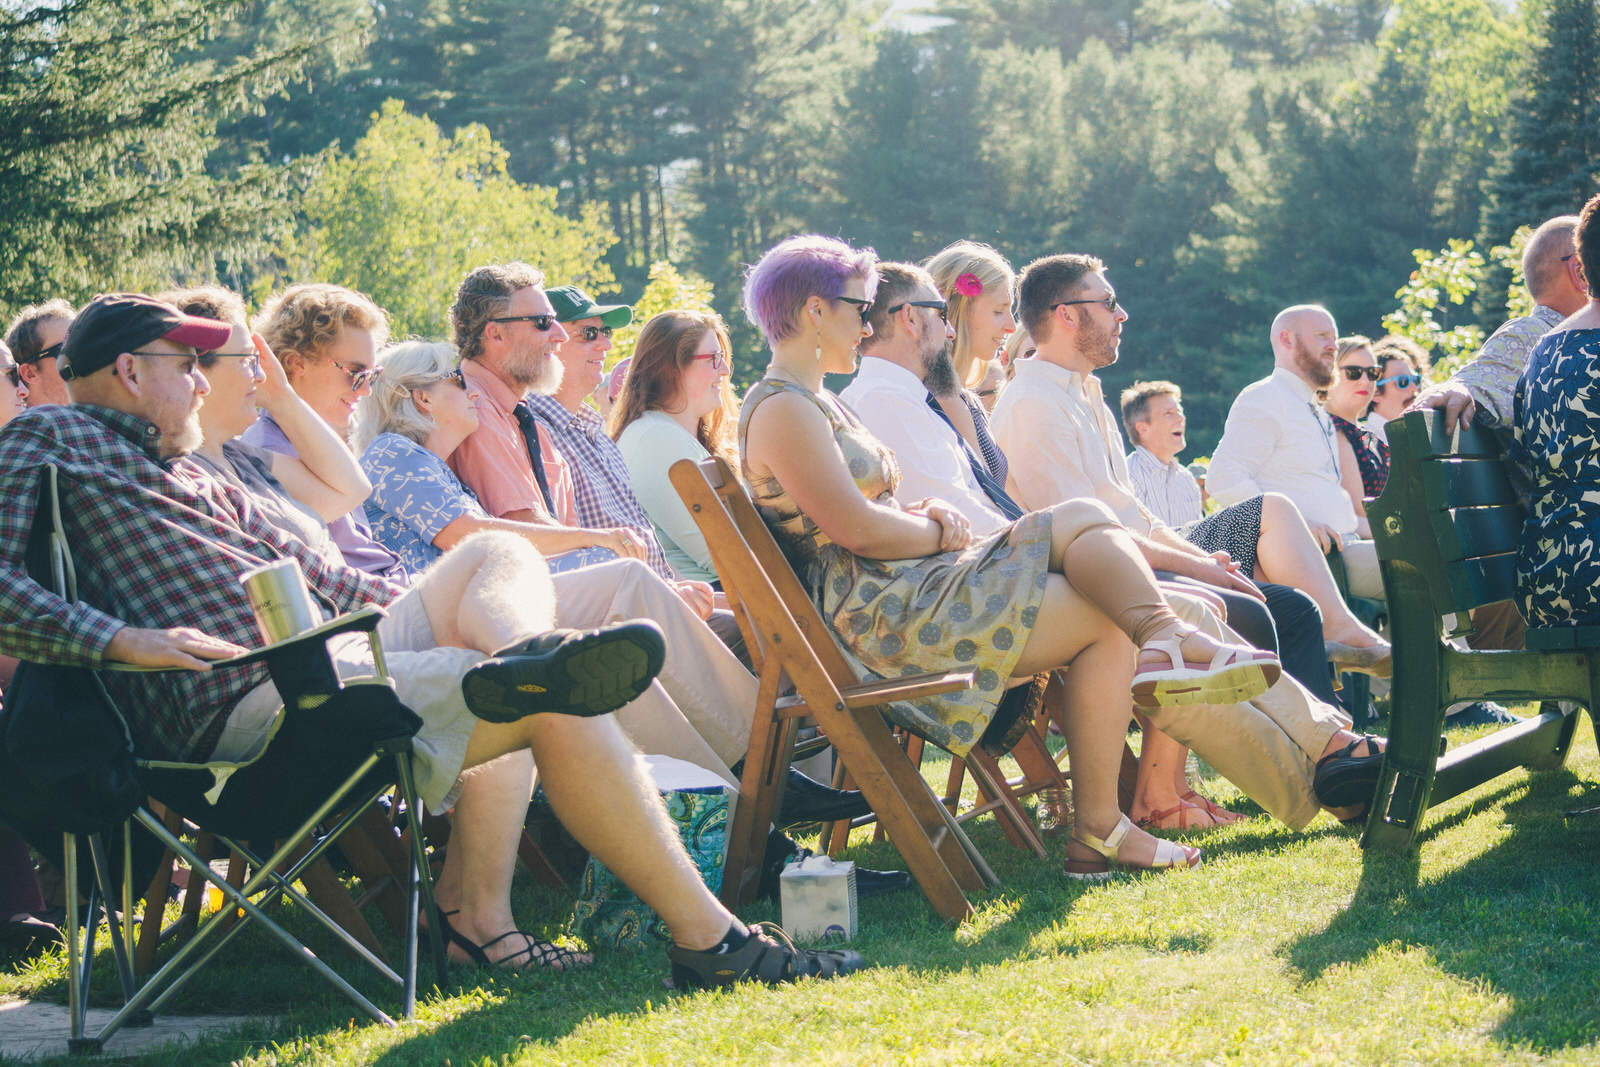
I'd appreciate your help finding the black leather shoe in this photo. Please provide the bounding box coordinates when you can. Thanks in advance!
[757,832,911,900]
[1313,734,1385,810]
[461,621,665,723]
[779,768,871,828]
[854,866,913,898]
[1445,701,1521,727]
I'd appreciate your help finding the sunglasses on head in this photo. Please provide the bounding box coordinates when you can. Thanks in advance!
[1376,373,1420,390]
[886,299,950,324]
[490,313,558,332]
[832,295,872,323]
[1339,365,1381,382]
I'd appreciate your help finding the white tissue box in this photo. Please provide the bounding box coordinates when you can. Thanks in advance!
[778,854,857,942]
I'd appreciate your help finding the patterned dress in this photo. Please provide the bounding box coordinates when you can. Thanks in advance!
[1511,328,1600,626]
[1330,413,1390,498]
[739,379,1052,758]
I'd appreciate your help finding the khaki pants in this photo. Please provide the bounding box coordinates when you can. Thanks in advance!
[1146,591,1350,829]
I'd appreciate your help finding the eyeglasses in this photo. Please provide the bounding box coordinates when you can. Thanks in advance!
[578,324,613,342]
[329,358,383,390]
[20,341,62,366]
[832,296,872,323]
[691,350,731,371]
[1562,253,1577,262]
[1051,294,1121,315]
[199,351,262,374]
[490,314,558,332]
[3,364,21,388]
[1376,373,1420,390]
[886,299,949,324]
[1338,365,1381,382]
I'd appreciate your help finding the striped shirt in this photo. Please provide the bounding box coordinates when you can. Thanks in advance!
[523,394,676,580]
[1125,445,1204,526]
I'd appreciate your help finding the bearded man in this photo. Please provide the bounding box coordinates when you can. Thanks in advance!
[1206,305,1384,601]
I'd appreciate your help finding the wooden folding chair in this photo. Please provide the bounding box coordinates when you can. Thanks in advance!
[671,456,995,923]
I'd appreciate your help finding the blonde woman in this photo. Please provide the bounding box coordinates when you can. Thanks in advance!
[924,241,1018,483]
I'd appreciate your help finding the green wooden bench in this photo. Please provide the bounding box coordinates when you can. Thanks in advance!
[1362,408,1593,851]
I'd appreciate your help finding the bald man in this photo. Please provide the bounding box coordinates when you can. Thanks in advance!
[1207,305,1385,600]
[1415,214,1588,431]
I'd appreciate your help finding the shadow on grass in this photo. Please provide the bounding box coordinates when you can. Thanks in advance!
[1284,766,1600,1051]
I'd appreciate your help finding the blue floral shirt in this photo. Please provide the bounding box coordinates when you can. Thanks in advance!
[361,433,484,575]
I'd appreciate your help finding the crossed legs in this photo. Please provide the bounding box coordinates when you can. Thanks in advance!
[1253,492,1385,648]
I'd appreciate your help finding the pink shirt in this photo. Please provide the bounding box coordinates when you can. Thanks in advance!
[450,361,553,520]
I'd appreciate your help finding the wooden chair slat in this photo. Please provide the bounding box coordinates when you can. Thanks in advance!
[1363,409,1590,853]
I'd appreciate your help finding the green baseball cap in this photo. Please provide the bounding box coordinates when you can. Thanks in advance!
[546,285,633,329]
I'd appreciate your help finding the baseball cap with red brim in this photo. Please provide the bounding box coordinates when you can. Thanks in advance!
[60,293,235,381]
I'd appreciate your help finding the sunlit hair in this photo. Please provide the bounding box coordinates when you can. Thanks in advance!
[925,241,1016,386]
[742,234,878,347]
[451,261,545,363]
[255,283,389,371]
[1576,194,1600,297]
[1001,326,1034,381]
[1017,252,1104,344]
[352,340,458,453]
[1119,380,1182,445]
[1335,335,1373,366]
[1370,333,1431,380]
[5,298,76,362]
[1522,214,1580,299]
[609,310,738,462]
[158,286,248,329]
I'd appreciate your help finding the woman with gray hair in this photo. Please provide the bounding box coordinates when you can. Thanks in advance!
[355,341,644,574]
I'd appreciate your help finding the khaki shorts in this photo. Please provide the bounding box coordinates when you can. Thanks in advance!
[215,587,486,813]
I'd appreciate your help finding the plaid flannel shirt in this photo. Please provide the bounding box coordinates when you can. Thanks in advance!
[0,404,404,759]
[523,395,677,581]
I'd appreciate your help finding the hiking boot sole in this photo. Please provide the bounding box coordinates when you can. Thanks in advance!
[462,621,666,723]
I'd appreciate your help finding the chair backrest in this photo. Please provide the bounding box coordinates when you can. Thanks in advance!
[1370,409,1525,622]
[669,456,863,710]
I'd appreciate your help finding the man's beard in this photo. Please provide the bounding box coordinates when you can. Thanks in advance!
[1293,336,1333,388]
[508,345,563,394]
[1079,314,1120,370]
[923,344,959,396]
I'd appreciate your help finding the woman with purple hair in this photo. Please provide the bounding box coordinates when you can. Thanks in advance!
[738,235,1279,878]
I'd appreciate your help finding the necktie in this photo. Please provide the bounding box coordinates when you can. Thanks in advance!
[512,400,557,515]
[926,393,1024,520]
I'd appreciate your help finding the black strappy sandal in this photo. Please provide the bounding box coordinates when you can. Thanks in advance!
[436,908,589,972]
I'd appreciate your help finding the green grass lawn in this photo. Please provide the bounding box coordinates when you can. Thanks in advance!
[5,712,1600,1065]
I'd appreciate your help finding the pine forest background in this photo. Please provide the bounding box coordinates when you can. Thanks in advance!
[4,0,1599,452]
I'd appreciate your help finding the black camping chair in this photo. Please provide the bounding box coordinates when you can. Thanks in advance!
[0,466,446,1054]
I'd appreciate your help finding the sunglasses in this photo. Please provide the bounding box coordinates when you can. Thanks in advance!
[199,351,262,375]
[691,349,731,371]
[886,299,949,324]
[3,364,21,388]
[490,313,558,332]
[832,296,872,323]
[21,341,62,365]
[442,367,467,389]
[578,324,613,342]
[1052,294,1121,315]
[1339,365,1381,382]
[1376,373,1420,390]
[330,358,384,390]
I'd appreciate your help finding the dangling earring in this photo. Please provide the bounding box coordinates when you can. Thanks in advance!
[814,327,823,363]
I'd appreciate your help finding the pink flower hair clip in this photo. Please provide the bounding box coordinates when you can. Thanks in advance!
[955,273,983,298]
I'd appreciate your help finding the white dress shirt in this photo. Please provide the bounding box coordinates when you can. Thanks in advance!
[1207,366,1357,536]
[840,357,1009,537]
[989,357,1159,533]
[1365,410,1390,446]
[1125,445,1204,526]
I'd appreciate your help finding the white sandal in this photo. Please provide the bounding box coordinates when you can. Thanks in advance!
[1131,629,1280,709]
[1063,813,1201,881]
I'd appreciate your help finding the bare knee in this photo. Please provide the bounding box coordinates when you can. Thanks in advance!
[1259,492,1299,529]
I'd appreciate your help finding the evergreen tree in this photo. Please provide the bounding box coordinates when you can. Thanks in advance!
[0,0,346,310]
[1476,0,1600,317]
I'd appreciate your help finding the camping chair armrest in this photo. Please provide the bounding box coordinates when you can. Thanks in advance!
[100,606,388,675]
[774,669,975,715]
